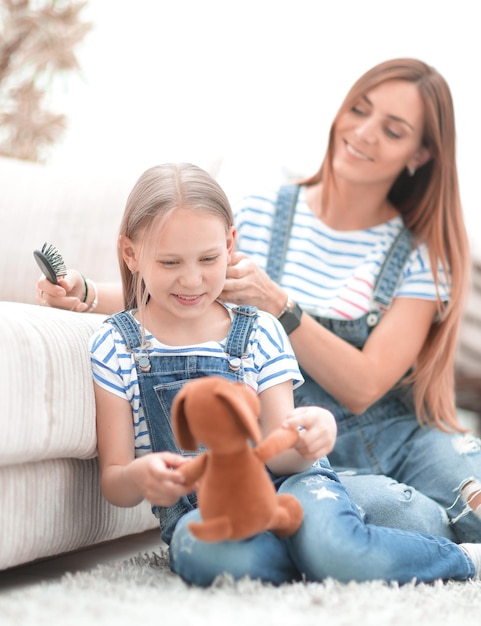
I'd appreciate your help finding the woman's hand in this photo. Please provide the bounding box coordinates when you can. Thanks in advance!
[36,269,89,312]
[222,251,287,316]
[123,452,196,507]
[283,406,337,461]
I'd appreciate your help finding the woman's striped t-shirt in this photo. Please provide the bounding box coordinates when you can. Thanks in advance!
[234,186,450,320]
[89,305,303,456]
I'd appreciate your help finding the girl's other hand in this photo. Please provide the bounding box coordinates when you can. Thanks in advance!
[283,406,337,460]
[128,452,196,507]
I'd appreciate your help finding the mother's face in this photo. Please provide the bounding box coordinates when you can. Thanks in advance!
[332,79,431,187]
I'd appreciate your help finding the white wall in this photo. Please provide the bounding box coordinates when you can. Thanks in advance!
[50,0,480,251]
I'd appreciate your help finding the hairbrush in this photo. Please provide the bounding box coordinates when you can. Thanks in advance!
[33,243,68,285]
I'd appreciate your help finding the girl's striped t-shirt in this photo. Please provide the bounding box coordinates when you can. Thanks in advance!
[89,305,303,455]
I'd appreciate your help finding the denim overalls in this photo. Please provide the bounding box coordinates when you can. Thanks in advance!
[106,304,258,544]
[264,184,481,543]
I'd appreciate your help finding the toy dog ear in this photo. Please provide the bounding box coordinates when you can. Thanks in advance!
[171,387,197,451]
[217,382,262,443]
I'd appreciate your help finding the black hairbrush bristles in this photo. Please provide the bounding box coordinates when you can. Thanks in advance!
[33,243,68,285]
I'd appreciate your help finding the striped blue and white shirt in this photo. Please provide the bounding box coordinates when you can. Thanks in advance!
[234,187,450,320]
[89,304,303,455]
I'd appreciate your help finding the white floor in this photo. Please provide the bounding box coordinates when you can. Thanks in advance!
[0,528,163,592]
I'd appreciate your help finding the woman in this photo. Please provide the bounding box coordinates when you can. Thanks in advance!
[36,58,481,541]
[222,58,481,542]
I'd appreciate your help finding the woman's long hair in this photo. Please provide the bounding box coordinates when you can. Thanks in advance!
[301,58,469,431]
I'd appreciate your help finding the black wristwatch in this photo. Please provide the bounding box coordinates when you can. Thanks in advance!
[277,297,303,335]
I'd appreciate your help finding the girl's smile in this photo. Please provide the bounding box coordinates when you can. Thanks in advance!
[173,293,205,306]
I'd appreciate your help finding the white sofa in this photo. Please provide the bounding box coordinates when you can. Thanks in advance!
[1,155,480,571]
[0,157,158,570]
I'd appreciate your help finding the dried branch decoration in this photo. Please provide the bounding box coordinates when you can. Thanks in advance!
[0,0,92,162]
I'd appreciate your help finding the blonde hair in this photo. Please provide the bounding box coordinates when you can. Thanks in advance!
[301,58,469,431]
[118,163,234,311]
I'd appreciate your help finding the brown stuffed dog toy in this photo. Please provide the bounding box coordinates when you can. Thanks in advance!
[171,376,304,542]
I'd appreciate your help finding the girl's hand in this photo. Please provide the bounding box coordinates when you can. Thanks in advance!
[127,452,196,507]
[283,406,337,460]
[36,269,89,311]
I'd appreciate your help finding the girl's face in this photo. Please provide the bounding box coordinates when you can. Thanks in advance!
[123,207,235,320]
[332,79,431,186]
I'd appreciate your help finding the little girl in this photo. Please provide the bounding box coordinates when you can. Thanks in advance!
[89,162,480,586]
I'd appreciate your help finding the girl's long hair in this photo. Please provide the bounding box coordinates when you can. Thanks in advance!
[118,162,234,311]
[301,58,469,431]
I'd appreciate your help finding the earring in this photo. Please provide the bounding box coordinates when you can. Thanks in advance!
[407,165,416,177]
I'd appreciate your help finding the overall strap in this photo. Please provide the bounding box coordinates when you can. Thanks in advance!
[107,307,258,371]
[366,227,414,327]
[224,305,258,370]
[372,227,414,307]
[265,184,300,283]
[106,311,143,349]
[107,308,258,356]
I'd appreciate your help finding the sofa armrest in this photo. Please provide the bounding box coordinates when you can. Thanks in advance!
[0,302,106,467]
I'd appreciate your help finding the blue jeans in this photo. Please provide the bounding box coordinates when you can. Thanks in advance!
[336,472,456,539]
[296,370,481,542]
[330,410,481,543]
[169,460,474,586]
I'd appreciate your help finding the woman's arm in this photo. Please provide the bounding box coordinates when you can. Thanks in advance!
[94,384,193,507]
[223,253,437,414]
[289,297,436,414]
[36,270,123,314]
[259,381,337,476]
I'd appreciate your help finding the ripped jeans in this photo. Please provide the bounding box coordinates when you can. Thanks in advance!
[170,459,474,586]
[329,411,481,543]
[293,368,481,543]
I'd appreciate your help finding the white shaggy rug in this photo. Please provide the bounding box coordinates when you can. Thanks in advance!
[1,548,480,626]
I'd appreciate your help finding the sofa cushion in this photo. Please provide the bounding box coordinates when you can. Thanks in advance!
[0,302,106,466]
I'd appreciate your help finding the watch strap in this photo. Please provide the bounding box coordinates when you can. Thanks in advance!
[278,300,303,335]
